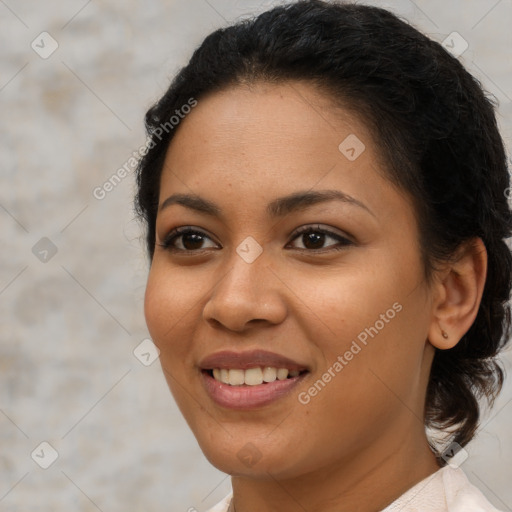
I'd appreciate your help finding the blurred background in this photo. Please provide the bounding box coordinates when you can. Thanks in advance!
[0,0,511,510]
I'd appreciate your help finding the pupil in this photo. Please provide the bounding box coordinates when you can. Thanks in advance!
[183,233,204,250]
[304,232,324,249]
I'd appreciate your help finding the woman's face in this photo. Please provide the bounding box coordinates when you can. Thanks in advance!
[145,81,437,479]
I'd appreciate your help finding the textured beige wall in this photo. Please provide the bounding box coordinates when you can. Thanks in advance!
[1,0,511,510]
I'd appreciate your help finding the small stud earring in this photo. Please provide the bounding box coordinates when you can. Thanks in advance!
[442,330,449,339]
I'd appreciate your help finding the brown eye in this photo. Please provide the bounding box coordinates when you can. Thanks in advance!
[300,231,326,250]
[160,227,219,252]
[288,225,353,252]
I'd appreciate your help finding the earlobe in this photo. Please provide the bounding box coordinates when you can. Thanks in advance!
[428,238,488,350]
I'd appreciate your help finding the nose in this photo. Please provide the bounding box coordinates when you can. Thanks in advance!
[202,250,288,332]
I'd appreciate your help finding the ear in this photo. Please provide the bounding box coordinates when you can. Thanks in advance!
[428,237,488,350]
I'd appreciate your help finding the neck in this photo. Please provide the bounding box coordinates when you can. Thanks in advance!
[229,424,440,512]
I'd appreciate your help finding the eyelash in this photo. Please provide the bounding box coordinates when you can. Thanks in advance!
[157,225,354,254]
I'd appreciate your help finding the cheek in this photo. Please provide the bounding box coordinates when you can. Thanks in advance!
[143,263,196,352]
[144,270,168,345]
[143,266,201,408]
[293,265,399,347]
[294,251,427,400]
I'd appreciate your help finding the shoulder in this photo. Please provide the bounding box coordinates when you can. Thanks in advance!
[205,492,233,512]
[382,465,502,512]
[441,466,502,512]
[205,468,502,512]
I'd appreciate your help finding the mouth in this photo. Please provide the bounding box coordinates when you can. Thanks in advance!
[201,367,311,410]
[198,349,310,409]
[203,367,308,386]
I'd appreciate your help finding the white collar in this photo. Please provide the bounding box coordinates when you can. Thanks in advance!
[207,466,501,512]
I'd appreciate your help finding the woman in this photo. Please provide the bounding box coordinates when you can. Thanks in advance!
[135,1,511,511]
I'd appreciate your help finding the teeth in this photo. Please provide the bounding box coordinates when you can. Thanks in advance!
[211,367,302,386]
[276,368,289,380]
[244,367,263,386]
[220,369,230,384]
[228,369,245,386]
[262,366,277,383]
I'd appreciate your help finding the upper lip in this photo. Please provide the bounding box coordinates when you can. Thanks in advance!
[199,349,309,371]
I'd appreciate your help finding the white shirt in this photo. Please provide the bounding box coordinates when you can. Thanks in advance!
[206,466,502,512]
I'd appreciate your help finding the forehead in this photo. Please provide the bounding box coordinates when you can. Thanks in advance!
[158,81,403,222]
[165,81,366,160]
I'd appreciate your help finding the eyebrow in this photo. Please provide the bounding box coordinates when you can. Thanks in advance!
[159,189,375,218]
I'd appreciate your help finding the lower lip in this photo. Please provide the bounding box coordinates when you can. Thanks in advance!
[201,370,307,410]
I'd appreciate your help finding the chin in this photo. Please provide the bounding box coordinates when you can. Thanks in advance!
[197,436,307,480]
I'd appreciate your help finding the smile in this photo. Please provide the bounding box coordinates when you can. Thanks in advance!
[209,367,304,386]
[198,349,310,408]
[201,369,309,409]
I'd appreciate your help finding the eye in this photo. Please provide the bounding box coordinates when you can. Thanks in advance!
[158,227,219,252]
[157,224,353,254]
[287,224,353,252]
